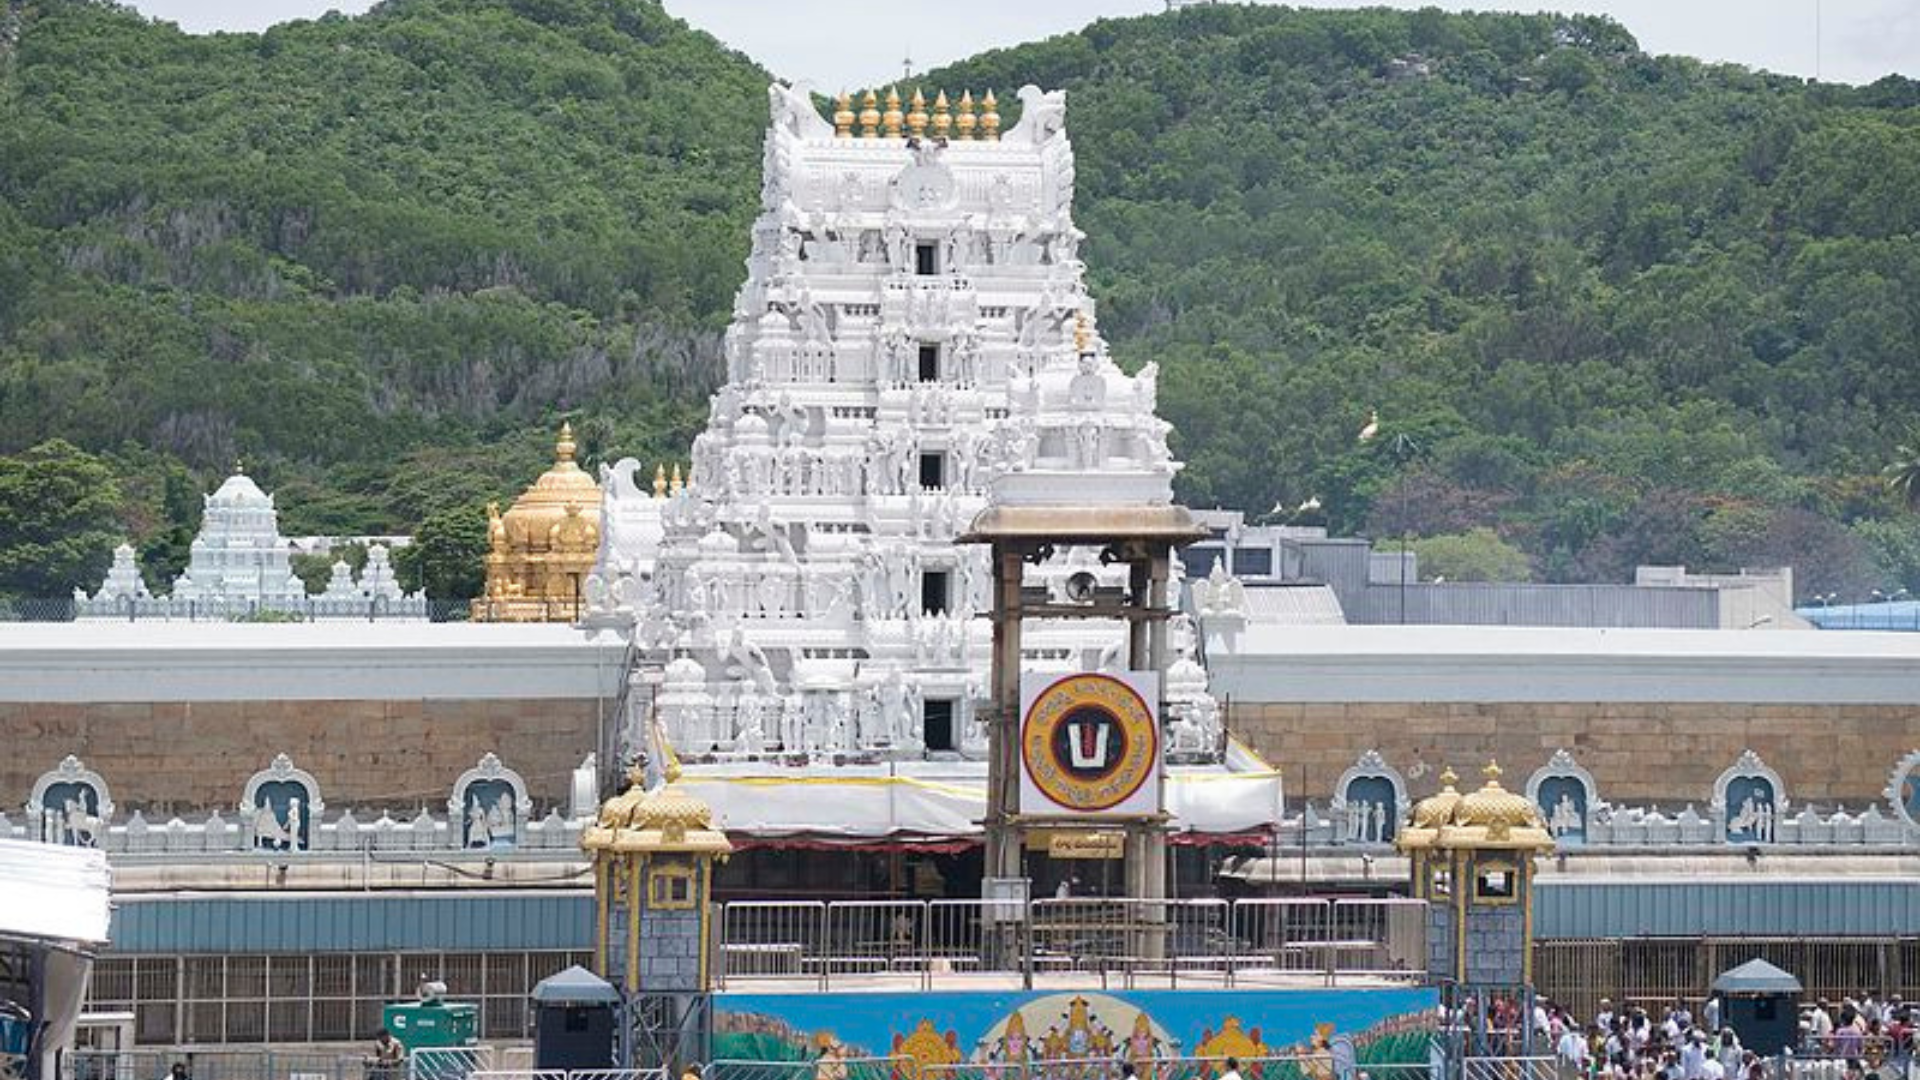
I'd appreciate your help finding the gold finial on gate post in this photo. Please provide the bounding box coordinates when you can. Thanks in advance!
[832,91,855,138]
[955,91,977,140]
[907,88,929,138]
[931,91,952,140]
[882,87,904,138]
[859,90,880,138]
[980,89,1000,139]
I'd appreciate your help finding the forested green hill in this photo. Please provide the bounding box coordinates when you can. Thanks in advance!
[2,0,1918,600]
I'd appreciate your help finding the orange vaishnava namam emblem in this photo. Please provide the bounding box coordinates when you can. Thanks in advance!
[1021,674,1158,813]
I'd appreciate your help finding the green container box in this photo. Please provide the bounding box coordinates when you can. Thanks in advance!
[381,1001,479,1050]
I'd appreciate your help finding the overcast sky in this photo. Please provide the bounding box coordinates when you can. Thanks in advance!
[126,1,1917,88]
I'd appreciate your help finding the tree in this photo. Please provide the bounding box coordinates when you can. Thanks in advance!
[1409,528,1533,583]
[0,440,126,598]
[1887,428,1920,512]
[394,504,490,601]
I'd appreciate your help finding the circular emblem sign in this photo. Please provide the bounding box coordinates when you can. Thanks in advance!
[1021,674,1159,813]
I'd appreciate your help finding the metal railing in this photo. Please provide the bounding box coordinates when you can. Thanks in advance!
[1,597,473,623]
[1460,1059,1557,1080]
[714,896,1427,990]
[64,1049,372,1080]
[468,1072,664,1080]
[410,1048,496,1080]
[704,1059,897,1080]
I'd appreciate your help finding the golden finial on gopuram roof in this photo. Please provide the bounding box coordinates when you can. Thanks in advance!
[882,87,904,138]
[832,91,854,138]
[670,462,684,494]
[931,90,952,139]
[859,89,880,138]
[652,463,667,498]
[1074,309,1093,355]
[980,89,1000,139]
[907,88,928,138]
[955,90,977,140]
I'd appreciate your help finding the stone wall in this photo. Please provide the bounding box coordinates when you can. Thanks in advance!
[1231,700,1920,804]
[0,697,604,814]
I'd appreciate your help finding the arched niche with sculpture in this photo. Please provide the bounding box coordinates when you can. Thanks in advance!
[28,755,114,847]
[448,752,531,850]
[1712,749,1786,845]
[1525,749,1599,847]
[1331,749,1406,846]
[241,753,324,853]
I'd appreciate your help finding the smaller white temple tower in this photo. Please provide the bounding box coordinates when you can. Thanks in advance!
[171,471,305,606]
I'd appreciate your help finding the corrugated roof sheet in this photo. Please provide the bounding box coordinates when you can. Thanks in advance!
[1243,584,1347,625]
[1536,880,1920,938]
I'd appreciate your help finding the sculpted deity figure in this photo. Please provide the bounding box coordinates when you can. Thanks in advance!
[878,669,911,746]
[467,799,491,848]
[1068,349,1106,409]
[736,692,767,756]
[778,691,805,753]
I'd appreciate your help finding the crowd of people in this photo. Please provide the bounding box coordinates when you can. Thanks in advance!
[1542,995,1917,1080]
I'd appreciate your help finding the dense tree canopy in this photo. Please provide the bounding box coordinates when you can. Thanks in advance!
[2,0,1917,600]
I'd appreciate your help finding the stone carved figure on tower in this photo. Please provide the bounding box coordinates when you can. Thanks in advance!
[1005,85,1068,146]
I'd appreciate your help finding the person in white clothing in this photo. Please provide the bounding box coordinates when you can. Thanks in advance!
[1700,1050,1725,1080]
[1220,1058,1243,1080]
[1557,1027,1590,1067]
[1681,1032,1708,1080]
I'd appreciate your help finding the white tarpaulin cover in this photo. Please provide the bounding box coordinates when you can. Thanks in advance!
[677,754,1282,843]
[0,837,112,946]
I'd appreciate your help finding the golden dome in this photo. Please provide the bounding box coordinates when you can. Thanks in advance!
[635,781,714,836]
[473,422,603,622]
[499,423,602,550]
[1453,761,1543,834]
[581,762,732,858]
[1411,766,1463,829]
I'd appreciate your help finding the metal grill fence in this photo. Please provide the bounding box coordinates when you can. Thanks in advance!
[715,897,1428,990]
[0,598,475,623]
[1532,938,1920,1022]
[64,1049,371,1080]
[409,1049,495,1080]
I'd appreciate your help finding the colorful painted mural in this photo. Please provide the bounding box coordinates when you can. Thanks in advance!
[714,987,1437,1079]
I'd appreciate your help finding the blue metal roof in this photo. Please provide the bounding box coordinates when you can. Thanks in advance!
[111,892,595,953]
[1535,879,1920,938]
[103,879,1920,956]
[1798,601,1920,631]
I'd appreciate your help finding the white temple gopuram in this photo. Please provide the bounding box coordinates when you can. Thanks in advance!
[580,84,1280,843]
[75,469,426,620]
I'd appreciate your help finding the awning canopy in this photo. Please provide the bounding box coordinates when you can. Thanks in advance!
[676,758,1283,845]
[530,964,620,1005]
[1712,957,1803,995]
[0,837,111,948]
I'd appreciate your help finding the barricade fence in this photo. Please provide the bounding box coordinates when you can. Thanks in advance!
[64,1048,371,1080]
[466,1072,665,1080]
[716,897,1429,990]
[410,1048,496,1080]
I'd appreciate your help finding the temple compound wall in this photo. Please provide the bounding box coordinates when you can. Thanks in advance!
[1231,700,1920,805]
[0,623,626,815]
[1211,624,1920,805]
